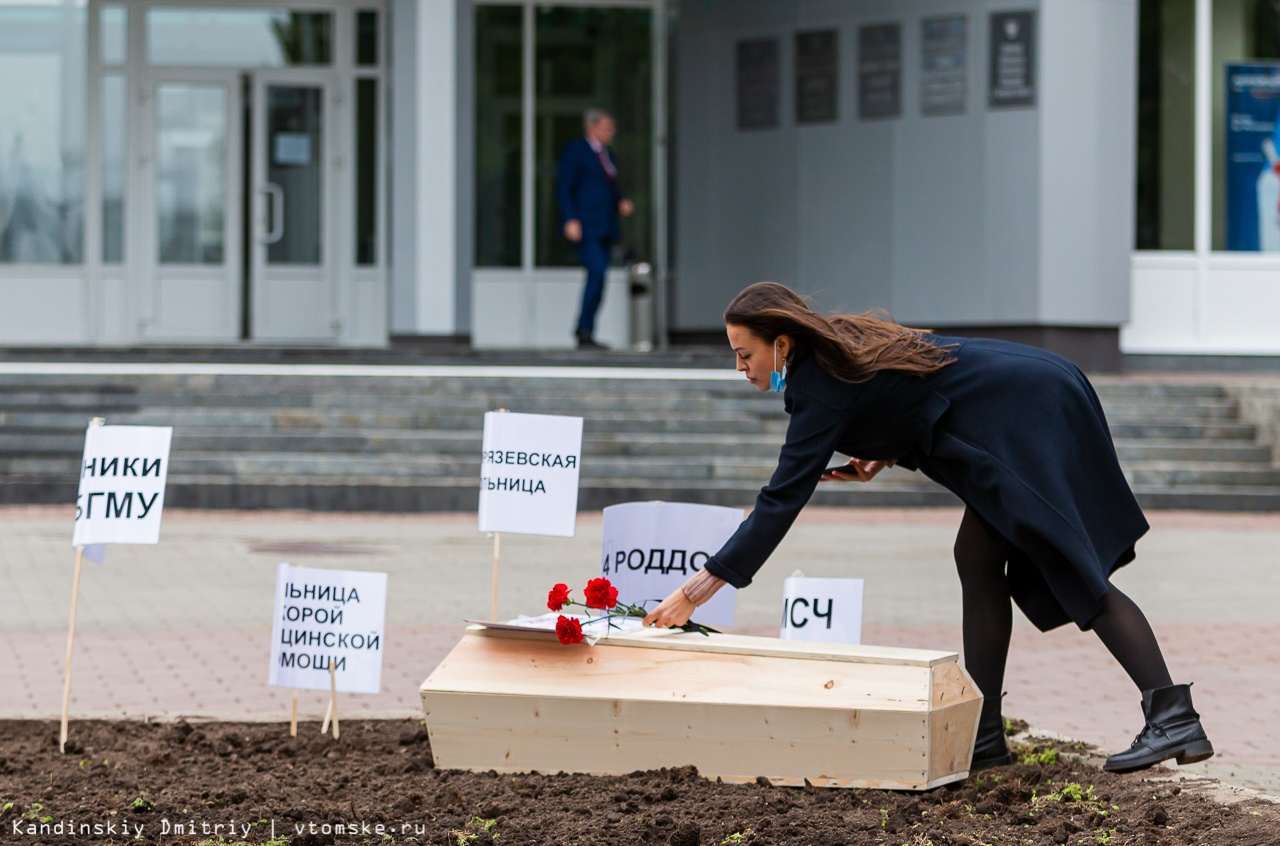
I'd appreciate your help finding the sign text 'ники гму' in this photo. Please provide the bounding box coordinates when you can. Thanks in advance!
[72,425,172,547]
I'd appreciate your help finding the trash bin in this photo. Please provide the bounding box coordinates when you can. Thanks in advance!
[628,261,655,351]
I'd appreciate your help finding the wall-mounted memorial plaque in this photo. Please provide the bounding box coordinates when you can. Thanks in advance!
[737,38,780,130]
[795,29,838,124]
[988,10,1035,109]
[858,23,901,120]
[921,16,967,116]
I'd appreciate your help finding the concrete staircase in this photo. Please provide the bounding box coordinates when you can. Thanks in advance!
[1099,380,1280,510]
[2,371,1278,512]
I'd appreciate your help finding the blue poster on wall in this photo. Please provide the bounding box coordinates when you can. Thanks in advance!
[1225,63,1280,252]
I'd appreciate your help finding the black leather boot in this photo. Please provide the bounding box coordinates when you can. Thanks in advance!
[971,707,1013,769]
[1104,683,1214,773]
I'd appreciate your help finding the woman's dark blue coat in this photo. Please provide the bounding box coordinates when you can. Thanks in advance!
[703,336,1149,632]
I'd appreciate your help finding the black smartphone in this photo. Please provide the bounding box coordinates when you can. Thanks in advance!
[824,463,860,475]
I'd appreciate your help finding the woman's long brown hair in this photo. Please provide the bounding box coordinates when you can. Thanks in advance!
[724,281,955,383]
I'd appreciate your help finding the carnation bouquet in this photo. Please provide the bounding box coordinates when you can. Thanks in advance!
[546,577,714,645]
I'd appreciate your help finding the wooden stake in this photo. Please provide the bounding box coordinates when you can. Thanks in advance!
[320,661,339,739]
[489,408,506,621]
[289,689,298,737]
[491,532,501,620]
[328,661,339,739]
[59,546,85,754]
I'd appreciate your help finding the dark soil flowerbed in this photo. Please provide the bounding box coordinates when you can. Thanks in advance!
[1,719,1276,845]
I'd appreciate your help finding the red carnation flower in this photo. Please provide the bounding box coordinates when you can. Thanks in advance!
[547,583,571,611]
[583,577,619,610]
[555,615,584,645]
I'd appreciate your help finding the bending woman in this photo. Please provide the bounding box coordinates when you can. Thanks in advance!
[642,281,1213,773]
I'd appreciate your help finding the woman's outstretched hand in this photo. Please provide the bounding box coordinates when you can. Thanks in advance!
[821,458,895,483]
[642,587,696,629]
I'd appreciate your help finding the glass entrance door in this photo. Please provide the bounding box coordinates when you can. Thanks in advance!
[249,73,338,341]
[137,69,339,342]
[108,3,384,347]
[139,71,243,340]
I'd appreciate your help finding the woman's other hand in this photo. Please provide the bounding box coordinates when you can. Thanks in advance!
[821,458,895,483]
[642,587,696,629]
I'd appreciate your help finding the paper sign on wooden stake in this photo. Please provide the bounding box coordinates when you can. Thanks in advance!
[478,411,583,538]
[780,576,864,644]
[268,564,388,694]
[71,424,172,547]
[62,422,171,753]
[601,501,741,628]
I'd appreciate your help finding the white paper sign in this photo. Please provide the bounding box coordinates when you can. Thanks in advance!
[467,613,647,646]
[72,424,173,547]
[478,411,583,537]
[268,563,388,694]
[273,132,311,165]
[601,501,741,627]
[780,576,864,644]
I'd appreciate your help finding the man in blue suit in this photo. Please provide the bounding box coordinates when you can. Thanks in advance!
[556,108,633,349]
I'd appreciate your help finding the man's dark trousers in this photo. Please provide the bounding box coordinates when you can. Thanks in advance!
[556,136,622,340]
[575,237,611,336]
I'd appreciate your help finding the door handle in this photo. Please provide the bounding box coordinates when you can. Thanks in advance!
[259,182,284,244]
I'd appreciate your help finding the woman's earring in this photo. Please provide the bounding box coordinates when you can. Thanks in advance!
[770,342,787,393]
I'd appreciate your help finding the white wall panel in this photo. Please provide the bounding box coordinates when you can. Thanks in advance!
[351,273,387,347]
[1120,260,1197,351]
[150,275,238,340]
[472,272,530,348]
[473,270,629,350]
[0,276,86,344]
[530,271,628,349]
[1199,267,1280,352]
[100,275,130,343]
[1123,256,1280,355]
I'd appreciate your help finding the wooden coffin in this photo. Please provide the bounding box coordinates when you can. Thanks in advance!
[420,625,982,791]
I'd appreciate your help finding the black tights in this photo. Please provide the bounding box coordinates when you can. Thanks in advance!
[954,508,1173,732]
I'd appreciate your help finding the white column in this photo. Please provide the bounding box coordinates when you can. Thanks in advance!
[414,0,459,334]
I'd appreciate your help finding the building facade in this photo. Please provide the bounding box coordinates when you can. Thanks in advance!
[1,0,1277,362]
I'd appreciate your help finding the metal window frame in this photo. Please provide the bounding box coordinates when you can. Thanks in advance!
[473,0,669,347]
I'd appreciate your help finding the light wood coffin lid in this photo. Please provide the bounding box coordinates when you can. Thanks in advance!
[422,626,961,711]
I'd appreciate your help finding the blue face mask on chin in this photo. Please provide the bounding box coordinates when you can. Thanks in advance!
[770,341,787,393]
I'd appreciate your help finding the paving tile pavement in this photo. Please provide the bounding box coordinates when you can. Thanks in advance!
[2,505,1277,795]
[1,626,460,721]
